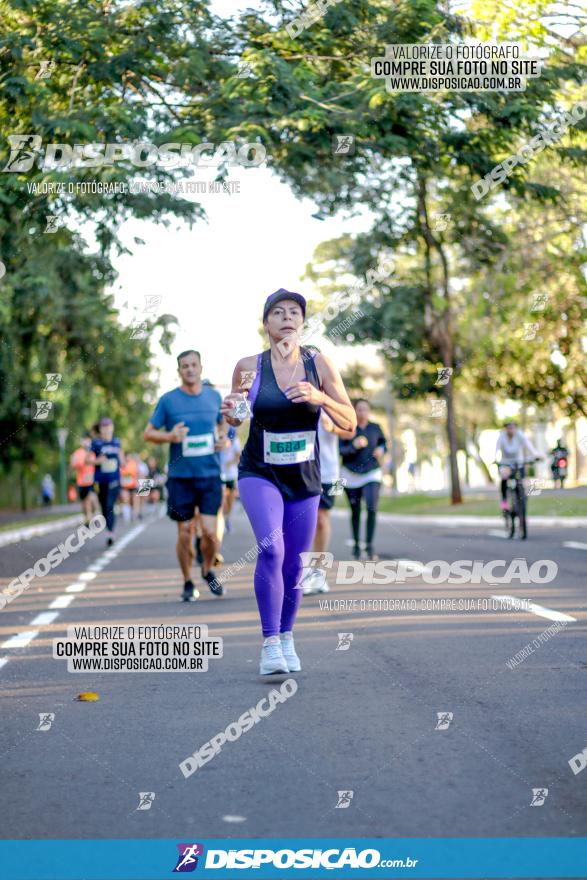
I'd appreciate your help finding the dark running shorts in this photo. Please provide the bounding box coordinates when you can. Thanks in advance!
[166,476,223,521]
[77,485,95,500]
[319,483,335,510]
[223,479,236,490]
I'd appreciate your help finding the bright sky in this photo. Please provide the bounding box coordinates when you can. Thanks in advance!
[110,0,573,400]
[112,160,380,397]
[108,0,383,398]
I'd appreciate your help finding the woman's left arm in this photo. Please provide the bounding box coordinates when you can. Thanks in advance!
[316,353,357,433]
[285,352,356,432]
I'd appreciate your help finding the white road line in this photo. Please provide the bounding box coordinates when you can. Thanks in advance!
[65,582,86,593]
[564,541,587,550]
[49,595,75,609]
[30,611,59,626]
[491,594,577,623]
[1,631,40,649]
[489,530,506,538]
[0,521,150,669]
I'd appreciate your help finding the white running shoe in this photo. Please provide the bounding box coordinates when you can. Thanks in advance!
[280,631,301,672]
[301,567,328,595]
[260,636,288,675]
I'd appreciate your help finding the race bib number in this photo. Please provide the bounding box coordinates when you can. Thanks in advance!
[263,431,316,465]
[101,458,118,473]
[182,433,215,457]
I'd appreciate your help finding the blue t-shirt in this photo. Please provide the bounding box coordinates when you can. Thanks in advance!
[91,437,121,484]
[150,386,223,478]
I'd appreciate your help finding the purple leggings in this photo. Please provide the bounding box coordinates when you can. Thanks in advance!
[238,477,320,637]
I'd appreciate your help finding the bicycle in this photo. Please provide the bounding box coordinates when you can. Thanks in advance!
[497,459,540,541]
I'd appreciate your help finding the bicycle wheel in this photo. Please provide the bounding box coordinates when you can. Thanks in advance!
[517,488,527,539]
[506,491,516,538]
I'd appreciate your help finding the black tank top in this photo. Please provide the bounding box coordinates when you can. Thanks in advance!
[238,347,322,499]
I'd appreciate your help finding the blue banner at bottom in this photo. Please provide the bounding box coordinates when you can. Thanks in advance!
[0,838,585,879]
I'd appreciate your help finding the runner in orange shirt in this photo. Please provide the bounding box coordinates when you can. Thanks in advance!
[120,454,140,522]
[70,433,98,526]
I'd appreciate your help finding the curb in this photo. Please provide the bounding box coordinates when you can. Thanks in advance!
[0,515,83,548]
[330,510,587,528]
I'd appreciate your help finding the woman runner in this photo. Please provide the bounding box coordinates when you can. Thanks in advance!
[221,289,356,675]
[339,399,387,561]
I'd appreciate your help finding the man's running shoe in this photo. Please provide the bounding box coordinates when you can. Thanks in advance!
[260,636,288,675]
[301,567,329,595]
[214,551,224,566]
[500,500,509,511]
[366,546,379,561]
[352,544,361,560]
[280,631,301,672]
[195,535,203,564]
[106,533,115,547]
[203,569,224,596]
[181,580,200,602]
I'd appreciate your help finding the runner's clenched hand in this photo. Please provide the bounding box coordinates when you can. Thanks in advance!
[285,381,324,406]
[169,422,189,443]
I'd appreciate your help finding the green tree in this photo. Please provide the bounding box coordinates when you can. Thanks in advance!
[184,0,585,502]
[0,0,227,505]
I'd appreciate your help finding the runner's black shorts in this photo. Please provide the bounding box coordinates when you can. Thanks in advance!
[319,482,335,510]
[223,479,236,490]
[77,485,95,500]
[166,476,223,521]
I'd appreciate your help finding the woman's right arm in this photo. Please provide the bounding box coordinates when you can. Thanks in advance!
[220,356,257,426]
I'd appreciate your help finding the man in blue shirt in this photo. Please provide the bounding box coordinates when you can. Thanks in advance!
[144,350,226,601]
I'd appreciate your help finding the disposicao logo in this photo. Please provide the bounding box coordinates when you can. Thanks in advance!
[173,843,204,872]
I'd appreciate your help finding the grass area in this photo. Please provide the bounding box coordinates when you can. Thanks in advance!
[377,492,587,517]
[0,511,79,533]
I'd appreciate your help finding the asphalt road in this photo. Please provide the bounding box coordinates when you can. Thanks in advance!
[1,500,586,842]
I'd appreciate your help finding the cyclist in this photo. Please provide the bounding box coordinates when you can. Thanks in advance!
[495,421,540,511]
[550,439,569,489]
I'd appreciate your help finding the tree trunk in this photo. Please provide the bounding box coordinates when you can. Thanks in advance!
[416,172,462,505]
[468,428,495,485]
[383,361,398,494]
[443,375,462,504]
[20,460,27,511]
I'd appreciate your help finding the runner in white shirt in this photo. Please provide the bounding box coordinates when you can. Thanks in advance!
[219,427,241,533]
[301,411,354,595]
[495,421,540,510]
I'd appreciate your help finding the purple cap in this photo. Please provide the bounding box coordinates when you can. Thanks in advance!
[263,289,306,321]
[98,417,113,426]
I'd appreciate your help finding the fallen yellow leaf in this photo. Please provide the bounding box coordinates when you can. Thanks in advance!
[76,692,100,702]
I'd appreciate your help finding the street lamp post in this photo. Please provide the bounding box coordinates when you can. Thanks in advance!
[57,428,69,504]
[381,358,398,495]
